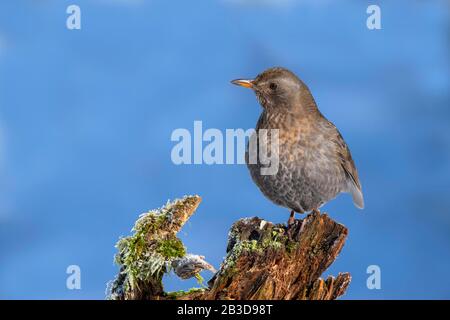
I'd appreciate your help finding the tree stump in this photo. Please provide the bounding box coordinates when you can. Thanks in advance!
[107,195,351,300]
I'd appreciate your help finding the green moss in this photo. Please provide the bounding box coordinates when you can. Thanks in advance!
[266,240,284,250]
[194,273,206,287]
[219,238,263,280]
[241,240,261,252]
[165,288,205,299]
[261,227,287,250]
[219,223,296,283]
[107,196,203,299]
[134,210,167,236]
[220,241,244,277]
[112,200,189,291]
[156,238,186,259]
[286,240,298,254]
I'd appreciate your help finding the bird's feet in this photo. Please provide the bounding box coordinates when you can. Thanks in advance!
[287,210,295,226]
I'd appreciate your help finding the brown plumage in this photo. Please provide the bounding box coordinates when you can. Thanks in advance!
[232,67,363,222]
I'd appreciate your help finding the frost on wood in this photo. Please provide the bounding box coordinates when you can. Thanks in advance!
[107,195,351,300]
[107,195,207,300]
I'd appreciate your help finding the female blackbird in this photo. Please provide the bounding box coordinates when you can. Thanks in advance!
[232,67,364,224]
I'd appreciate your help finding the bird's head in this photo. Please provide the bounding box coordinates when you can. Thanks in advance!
[231,67,311,112]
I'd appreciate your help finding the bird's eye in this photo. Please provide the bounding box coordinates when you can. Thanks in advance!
[269,82,277,90]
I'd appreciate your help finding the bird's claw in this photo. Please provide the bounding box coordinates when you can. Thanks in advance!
[287,211,295,226]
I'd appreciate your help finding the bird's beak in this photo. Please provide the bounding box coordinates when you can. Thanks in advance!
[231,79,254,89]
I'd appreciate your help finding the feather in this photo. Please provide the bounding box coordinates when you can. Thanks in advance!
[328,120,364,209]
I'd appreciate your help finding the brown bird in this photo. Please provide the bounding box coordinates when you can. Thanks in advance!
[231,67,364,224]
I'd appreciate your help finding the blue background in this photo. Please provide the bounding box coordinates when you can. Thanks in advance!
[0,0,449,299]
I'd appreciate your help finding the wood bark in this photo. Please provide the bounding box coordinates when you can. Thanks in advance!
[108,195,351,300]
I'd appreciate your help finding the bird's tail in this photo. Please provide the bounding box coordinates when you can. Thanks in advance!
[351,187,364,209]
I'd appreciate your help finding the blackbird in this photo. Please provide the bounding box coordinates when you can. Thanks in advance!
[231,67,364,224]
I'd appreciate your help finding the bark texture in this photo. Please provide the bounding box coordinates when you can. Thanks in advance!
[107,195,351,300]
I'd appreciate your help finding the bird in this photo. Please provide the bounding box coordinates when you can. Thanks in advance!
[231,67,364,224]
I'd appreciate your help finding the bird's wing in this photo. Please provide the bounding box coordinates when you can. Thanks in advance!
[326,120,364,209]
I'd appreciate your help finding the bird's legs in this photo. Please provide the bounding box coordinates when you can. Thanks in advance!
[288,210,295,226]
[288,208,319,225]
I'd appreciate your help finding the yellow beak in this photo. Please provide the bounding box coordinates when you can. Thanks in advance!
[231,79,254,89]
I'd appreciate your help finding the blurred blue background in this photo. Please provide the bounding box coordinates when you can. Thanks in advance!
[0,0,449,299]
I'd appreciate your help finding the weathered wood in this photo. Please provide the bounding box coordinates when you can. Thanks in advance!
[107,195,351,300]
